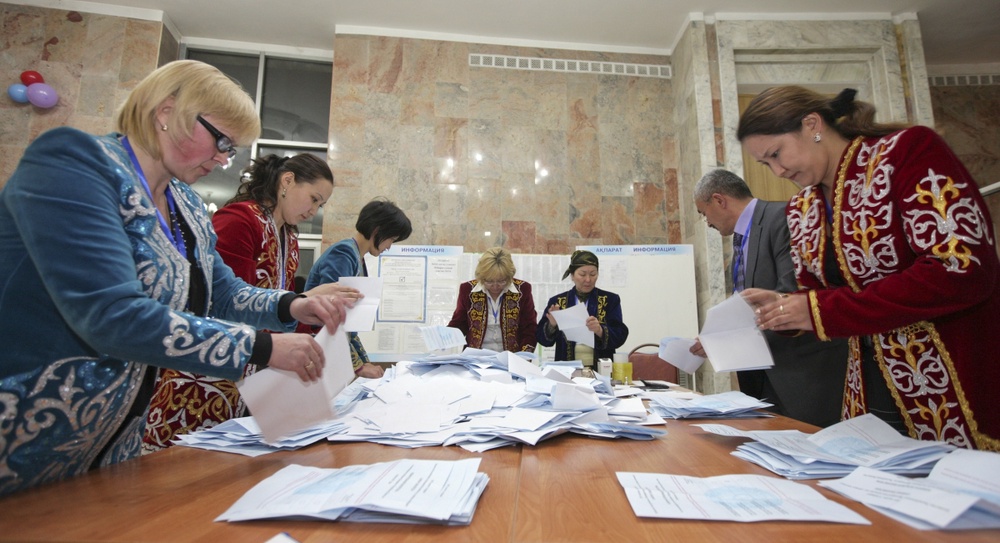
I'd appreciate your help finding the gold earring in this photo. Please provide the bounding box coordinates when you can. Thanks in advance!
[282,188,287,198]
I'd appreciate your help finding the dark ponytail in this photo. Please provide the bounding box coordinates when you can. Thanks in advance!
[737,85,909,142]
[229,154,333,216]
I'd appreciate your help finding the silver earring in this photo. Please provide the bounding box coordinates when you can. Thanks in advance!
[161,124,168,131]
[814,132,821,143]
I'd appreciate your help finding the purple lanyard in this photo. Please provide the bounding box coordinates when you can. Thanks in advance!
[121,137,187,256]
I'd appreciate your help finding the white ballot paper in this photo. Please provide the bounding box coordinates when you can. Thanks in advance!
[698,294,773,372]
[337,276,383,332]
[217,458,487,525]
[819,449,1000,530]
[419,325,467,351]
[616,472,869,524]
[238,327,355,443]
[658,336,704,373]
[549,303,594,347]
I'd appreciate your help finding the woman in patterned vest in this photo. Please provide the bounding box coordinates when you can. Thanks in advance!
[448,247,537,353]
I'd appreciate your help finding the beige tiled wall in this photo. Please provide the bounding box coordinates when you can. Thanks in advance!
[323,35,679,254]
[0,3,172,187]
[931,84,1000,258]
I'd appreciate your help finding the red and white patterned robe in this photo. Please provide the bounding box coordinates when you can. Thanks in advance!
[787,126,1000,450]
[142,201,298,452]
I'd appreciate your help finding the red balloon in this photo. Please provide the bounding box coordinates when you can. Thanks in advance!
[20,70,44,86]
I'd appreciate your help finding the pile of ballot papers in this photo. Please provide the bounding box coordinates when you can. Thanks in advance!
[695,413,955,479]
[617,472,869,524]
[217,458,487,525]
[179,346,666,455]
[646,390,773,419]
[818,448,1000,531]
[173,417,348,456]
[324,350,665,451]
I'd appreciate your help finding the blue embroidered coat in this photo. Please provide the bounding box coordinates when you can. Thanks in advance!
[0,128,293,496]
[535,287,629,362]
[305,237,370,370]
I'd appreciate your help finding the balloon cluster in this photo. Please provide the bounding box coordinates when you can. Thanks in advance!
[7,70,59,108]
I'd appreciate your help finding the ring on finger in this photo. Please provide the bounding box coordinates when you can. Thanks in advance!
[779,304,784,314]
[306,361,314,369]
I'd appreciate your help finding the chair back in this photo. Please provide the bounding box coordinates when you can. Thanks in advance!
[627,343,678,383]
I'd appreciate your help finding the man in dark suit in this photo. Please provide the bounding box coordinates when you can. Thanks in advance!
[691,169,848,427]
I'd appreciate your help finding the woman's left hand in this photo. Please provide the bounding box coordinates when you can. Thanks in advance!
[585,316,603,337]
[290,294,349,332]
[741,288,814,332]
[356,362,384,378]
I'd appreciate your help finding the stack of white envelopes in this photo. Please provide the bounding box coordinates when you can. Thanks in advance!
[646,390,773,419]
[695,413,954,479]
[217,458,487,525]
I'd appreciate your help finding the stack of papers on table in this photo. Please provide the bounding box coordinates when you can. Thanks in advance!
[695,413,954,479]
[819,449,1000,530]
[646,390,773,419]
[325,351,664,451]
[616,472,869,524]
[173,417,347,457]
[217,458,487,525]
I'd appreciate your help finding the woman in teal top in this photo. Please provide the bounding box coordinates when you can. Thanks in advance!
[306,198,412,377]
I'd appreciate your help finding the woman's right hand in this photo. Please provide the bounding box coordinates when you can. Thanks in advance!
[545,304,560,328]
[689,338,706,358]
[269,333,324,382]
[304,282,363,302]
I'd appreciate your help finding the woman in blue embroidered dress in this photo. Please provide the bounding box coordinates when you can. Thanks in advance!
[305,198,412,378]
[0,60,350,496]
[536,250,629,367]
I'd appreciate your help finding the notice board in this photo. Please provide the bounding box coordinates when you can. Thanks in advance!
[359,245,698,363]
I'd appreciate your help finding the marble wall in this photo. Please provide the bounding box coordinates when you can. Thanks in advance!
[930,84,1000,257]
[0,3,173,187]
[322,35,679,255]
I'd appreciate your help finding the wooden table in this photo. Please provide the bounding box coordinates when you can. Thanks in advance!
[0,416,995,542]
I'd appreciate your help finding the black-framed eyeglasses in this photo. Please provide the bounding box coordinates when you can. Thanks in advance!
[196,115,237,160]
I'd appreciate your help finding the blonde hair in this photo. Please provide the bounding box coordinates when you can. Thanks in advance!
[475,247,516,284]
[116,60,260,160]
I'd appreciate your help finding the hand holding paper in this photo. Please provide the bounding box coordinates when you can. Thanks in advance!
[550,303,594,347]
[658,337,704,373]
[336,276,383,331]
[697,294,773,372]
[239,327,355,443]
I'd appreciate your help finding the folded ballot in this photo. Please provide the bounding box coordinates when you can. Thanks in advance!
[646,390,773,419]
[617,472,869,524]
[217,458,488,525]
[818,449,1000,530]
[696,413,954,479]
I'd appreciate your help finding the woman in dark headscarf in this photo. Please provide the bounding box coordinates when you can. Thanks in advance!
[536,250,629,366]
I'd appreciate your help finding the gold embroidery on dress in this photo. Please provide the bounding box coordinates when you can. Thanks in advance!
[808,290,828,341]
[912,175,976,271]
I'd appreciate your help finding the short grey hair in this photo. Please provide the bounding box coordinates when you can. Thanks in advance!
[693,169,754,202]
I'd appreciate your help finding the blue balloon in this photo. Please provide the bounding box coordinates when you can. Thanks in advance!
[26,82,58,109]
[7,83,29,103]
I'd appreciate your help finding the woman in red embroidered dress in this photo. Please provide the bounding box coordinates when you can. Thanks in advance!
[142,153,337,452]
[448,247,537,353]
[736,86,1000,451]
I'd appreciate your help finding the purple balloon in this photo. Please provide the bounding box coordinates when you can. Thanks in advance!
[7,83,29,103]
[26,82,58,108]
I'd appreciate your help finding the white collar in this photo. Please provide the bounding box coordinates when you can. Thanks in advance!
[472,281,518,296]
